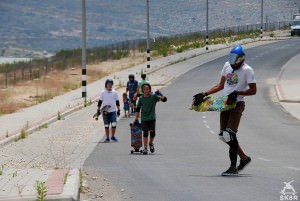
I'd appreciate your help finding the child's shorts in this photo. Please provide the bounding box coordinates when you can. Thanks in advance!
[102,111,117,128]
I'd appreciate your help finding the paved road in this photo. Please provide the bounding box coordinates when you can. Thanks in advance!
[86,39,300,200]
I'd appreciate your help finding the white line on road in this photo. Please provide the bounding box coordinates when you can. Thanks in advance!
[203,120,208,124]
[210,130,215,134]
[285,166,300,171]
[205,125,210,129]
[258,157,273,162]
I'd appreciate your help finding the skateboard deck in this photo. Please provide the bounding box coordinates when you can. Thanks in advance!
[93,105,111,120]
[130,121,143,154]
[191,95,236,112]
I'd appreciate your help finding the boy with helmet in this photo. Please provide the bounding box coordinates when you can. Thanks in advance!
[193,45,257,176]
[135,83,167,155]
[126,74,138,115]
[98,79,121,143]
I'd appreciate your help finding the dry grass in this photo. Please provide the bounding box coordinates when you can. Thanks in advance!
[0,52,145,115]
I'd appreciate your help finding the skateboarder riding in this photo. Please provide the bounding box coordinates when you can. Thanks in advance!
[193,45,257,176]
[135,83,167,155]
[97,79,121,143]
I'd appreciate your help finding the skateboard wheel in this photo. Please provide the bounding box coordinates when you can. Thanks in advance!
[131,150,134,154]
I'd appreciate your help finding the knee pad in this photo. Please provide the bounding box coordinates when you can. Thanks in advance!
[104,124,110,128]
[111,122,117,128]
[218,130,226,143]
[143,131,149,137]
[223,128,238,149]
[150,130,155,138]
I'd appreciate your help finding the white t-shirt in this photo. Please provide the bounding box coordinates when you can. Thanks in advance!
[99,89,119,112]
[221,62,256,102]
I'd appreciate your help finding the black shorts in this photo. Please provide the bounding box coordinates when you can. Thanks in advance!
[141,120,156,132]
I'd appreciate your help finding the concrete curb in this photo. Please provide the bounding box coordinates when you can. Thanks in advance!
[0,169,80,201]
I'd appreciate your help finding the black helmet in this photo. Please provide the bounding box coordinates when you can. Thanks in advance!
[128,74,135,80]
[105,79,114,87]
[141,73,146,79]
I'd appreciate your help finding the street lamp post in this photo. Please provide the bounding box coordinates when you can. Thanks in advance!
[82,0,87,98]
[261,0,263,39]
[146,0,150,68]
[206,0,209,51]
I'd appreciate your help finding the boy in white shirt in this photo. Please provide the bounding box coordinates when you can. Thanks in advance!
[98,79,120,142]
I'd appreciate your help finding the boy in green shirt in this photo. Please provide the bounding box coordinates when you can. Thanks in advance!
[136,73,150,97]
[135,83,167,155]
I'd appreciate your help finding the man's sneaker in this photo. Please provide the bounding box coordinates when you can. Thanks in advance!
[104,138,110,143]
[238,156,251,172]
[149,143,155,153]
[221,166,238,176]
[142,148,148,155]
[111,136,118,142]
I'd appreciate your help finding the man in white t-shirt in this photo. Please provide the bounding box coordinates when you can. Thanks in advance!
[193,45,257,176]
[97,79,120,143]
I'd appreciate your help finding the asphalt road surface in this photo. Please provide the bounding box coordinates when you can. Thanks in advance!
[83,38,300,201]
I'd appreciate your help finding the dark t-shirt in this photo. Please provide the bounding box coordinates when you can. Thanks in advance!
[126,80,138,96]
[137,94,160,121]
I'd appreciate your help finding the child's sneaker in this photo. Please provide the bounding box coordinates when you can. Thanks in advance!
[149,143,155,153]
[104,138,110,143]
[142,148,148,155]
[111,136,118,142]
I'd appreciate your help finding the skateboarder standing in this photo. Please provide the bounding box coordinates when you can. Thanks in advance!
[193,45,257,176]
[135,83,167,155]
[126,74,138,115]
[98,79,121,143]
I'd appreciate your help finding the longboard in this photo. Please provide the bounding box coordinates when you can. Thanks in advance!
[191,95,236,112]
[93,105,111,120]
[130,121,143,154]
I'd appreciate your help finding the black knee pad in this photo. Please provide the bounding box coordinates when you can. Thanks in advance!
[143,131,149,137]
[224,128,238,150]
[150,130,155,138]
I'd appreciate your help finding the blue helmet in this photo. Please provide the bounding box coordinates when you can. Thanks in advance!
[229,45,245,70]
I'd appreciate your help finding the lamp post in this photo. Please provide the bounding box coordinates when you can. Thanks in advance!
[260,0,263,39]
[82,0,87,98]
[146,0,150,68]
[206,0,209,51]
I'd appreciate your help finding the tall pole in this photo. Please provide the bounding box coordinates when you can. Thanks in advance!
[82,0,87,98]
[206,0,208,51]
[146,0,150,68]
[260,0,263,39]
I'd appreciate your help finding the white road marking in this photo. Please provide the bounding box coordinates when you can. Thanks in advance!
[202,116,206,119]
[210,130,215,134]
[205,125,210,129]
[203,120,208,124]
[258,157,272,162]
[285,166,300,171]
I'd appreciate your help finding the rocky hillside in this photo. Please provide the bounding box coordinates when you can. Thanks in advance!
[0,0,298,55]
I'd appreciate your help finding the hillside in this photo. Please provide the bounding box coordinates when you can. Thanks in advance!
[0,0,298,55]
